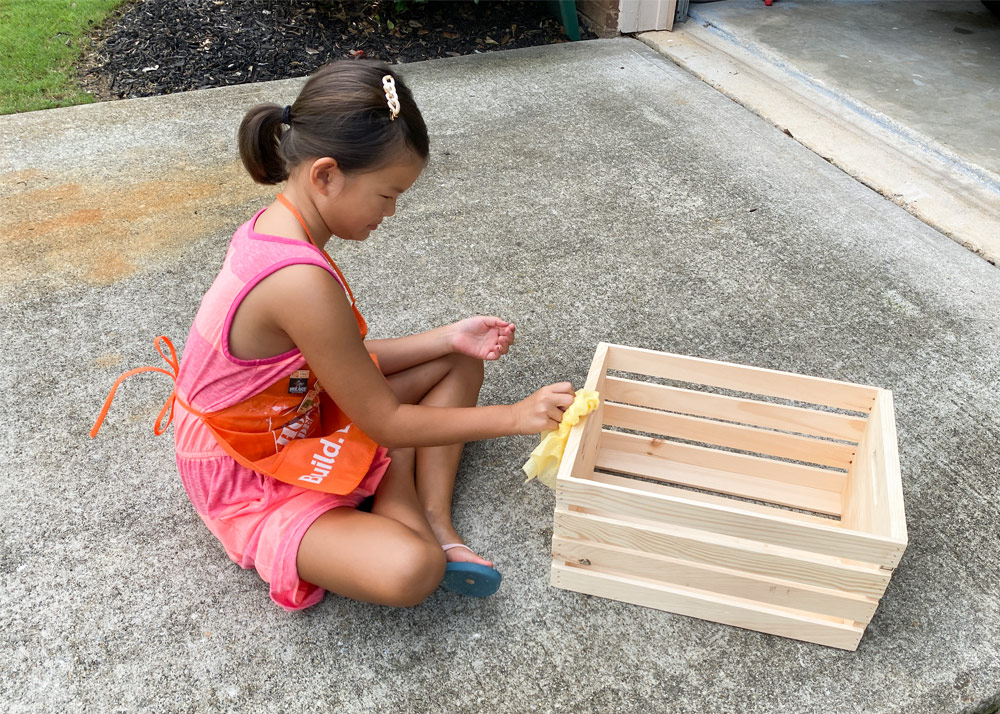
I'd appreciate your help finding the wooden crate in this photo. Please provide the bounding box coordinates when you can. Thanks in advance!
[550,343,907,650]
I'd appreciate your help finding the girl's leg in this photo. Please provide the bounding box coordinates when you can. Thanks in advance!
[383,353,492,567]
[296,447,446,607]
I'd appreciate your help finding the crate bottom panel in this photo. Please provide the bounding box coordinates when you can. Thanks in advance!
[550,561,866,651]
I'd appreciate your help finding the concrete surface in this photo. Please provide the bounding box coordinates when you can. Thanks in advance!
[2,38,999,713]
[687,0,1000,177]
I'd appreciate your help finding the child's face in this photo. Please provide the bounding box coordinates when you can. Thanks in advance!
[325,153,425,241]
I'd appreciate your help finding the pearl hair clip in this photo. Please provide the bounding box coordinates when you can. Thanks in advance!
[382,75,400,121]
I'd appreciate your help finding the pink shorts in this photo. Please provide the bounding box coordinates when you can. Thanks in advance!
[175,406,391,611]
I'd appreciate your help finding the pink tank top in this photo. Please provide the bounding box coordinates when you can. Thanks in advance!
[173,208,349,458]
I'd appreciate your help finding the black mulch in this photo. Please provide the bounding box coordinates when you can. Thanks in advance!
[80,0,596,100]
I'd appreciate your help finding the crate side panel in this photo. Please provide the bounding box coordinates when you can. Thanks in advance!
[550,562,865,650]
[557,475,905,565]
[842,390,903,542]
[552,509,892,597]
[552,537,880,621]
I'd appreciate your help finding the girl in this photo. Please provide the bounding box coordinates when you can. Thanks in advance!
[95,61,574,611]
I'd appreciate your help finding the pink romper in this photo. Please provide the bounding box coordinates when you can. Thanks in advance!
[172,208,390,611]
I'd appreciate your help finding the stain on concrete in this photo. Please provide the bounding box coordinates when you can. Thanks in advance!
[0,160,272,294]
[93,353,124,368]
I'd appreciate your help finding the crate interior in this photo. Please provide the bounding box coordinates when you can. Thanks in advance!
[561,344,907,545]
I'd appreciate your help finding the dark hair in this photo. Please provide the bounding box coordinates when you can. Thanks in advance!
[238,61,429,185]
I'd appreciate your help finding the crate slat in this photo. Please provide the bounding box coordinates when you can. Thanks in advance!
[604,376,867,442]
[595,439,842,516]
[605,344,878,412]
[599,428,847,493]
[552,537,880,621]
[603,402,857,470]
[553,509,892,597]
[587,470,836,525]
[550,561,866,650]
[557,474,905,566]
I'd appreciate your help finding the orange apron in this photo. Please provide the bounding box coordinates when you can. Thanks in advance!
[91,194,381,496]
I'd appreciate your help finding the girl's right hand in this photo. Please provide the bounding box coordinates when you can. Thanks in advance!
[514,382,576,435]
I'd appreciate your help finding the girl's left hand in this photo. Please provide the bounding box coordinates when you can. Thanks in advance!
[450,316,515,361]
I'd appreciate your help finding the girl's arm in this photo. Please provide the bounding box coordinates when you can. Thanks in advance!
[365,317,515,374]
[364,326,453,375]
[265,266,572,448]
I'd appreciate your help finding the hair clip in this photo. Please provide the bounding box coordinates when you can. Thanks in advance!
[382,75,400,121]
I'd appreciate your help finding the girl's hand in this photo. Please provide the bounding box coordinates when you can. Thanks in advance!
[514,382,575,435]
[450,316,515,361]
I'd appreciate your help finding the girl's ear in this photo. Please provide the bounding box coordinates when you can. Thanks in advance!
[309,157,344,197]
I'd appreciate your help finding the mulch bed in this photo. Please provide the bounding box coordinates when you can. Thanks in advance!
[80,0,596,100]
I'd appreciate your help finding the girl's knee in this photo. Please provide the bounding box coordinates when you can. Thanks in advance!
[384,539,446,607]
[448,353,484,391]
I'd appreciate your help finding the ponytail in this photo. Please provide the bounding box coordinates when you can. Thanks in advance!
[236,61,429,185]
[237,103,290,185]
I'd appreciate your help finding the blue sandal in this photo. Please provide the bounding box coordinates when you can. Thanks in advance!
[441,544,502,598]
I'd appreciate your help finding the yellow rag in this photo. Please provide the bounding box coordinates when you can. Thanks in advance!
[522,389,600,489]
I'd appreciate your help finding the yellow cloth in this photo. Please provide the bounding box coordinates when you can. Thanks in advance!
[522,389,600,489]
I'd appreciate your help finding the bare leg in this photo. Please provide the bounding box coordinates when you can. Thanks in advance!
[384,353,493,567]
[296,447,445,607]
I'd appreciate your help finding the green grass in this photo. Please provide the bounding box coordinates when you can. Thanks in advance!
[0,0,126,115]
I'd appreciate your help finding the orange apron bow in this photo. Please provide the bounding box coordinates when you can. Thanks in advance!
[90,335,181,438]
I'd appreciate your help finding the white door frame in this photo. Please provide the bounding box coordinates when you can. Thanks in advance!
[618,0,679,33]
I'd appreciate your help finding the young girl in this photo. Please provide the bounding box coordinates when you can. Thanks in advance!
[94,61,574,611]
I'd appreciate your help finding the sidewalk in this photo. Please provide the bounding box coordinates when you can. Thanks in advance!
[2,39,998,713]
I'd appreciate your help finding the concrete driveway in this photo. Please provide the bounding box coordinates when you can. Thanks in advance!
[2,39,998,713]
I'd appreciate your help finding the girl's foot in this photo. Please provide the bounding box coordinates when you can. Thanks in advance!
[432,524,494,568]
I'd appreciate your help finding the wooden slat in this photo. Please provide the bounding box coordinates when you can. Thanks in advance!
[557,343,608,482]
[556,474,906,566]
[599,428,846,494]
[604,376,867,442]
[587,470,836,526]
[550,561,866,650]
[595,439,842,516]
[553,508,891,597]
[875,390,908,543]
[552,537,879,622]
[603,402,857,470]
[605,344,878,412]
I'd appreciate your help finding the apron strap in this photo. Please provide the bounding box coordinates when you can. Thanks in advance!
[275,192,359,307]
[90,336,189,438]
